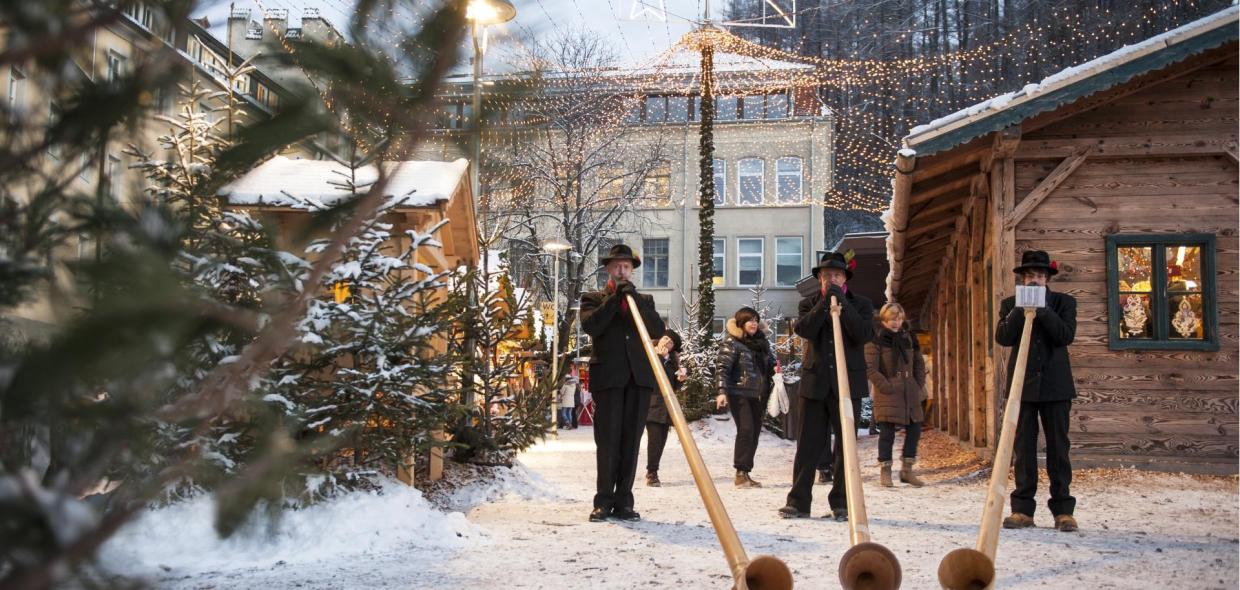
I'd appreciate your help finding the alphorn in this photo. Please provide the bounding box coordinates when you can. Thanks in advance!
[830,296,902,590]
[626,295,793,590]
[937,308,1037,590]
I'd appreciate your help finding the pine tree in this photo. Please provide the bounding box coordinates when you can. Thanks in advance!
[675,295,716,422]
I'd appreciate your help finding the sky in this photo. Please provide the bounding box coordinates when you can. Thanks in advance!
[194,1,802,70]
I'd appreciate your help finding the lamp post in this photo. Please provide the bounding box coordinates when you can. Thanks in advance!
[463,0,515,410]
[544,240,572,437]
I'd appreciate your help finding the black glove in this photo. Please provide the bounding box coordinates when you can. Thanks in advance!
[616,280,638,296]
[826,284,846,303]
[1007,306,1026,321]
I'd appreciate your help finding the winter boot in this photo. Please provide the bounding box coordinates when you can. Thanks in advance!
[878,461,894,487]
[899,457,926,487]
[1054,514,1079,532]
[735,471,762,488]
[817,468,832,484]
[1002,512,1035,529]
[646,471,661,487]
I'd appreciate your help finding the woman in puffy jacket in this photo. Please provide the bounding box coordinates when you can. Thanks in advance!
[864,302,927,488]
[716,307,777,488]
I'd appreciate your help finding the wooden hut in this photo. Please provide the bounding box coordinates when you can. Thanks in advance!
[883,8,1238,474]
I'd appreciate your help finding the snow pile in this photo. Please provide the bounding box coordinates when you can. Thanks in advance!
[433,461,562,513]
[100,479,483,578]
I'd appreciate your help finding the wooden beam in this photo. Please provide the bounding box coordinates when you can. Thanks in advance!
[906,212,961,239]
[909,166,977,205]
[1004,145,1092,231]
[1224,142,1239,165]
[1015,135,1239,160]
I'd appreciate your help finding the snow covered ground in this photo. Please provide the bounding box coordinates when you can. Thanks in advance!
[102,419,1238,589]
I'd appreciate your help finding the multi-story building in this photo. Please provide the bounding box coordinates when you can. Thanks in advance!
[419,51,833,333]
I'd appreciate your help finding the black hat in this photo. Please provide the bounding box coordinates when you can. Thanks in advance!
[599,243,641,269]
[812,251,854,280]
[1013,250,1058,277]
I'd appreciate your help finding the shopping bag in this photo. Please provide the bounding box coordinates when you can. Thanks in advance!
[767,375,790,417]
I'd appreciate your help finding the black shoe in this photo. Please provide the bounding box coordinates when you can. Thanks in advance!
[817,469,832,484]
[589,507,611,522]
[613,507,641,521]
[830,508,848,522]
[645,471,661,487]
[778,505,810,519]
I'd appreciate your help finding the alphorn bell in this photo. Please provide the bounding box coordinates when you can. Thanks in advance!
[937,307,1038,590]
[830,296,902,590]
[625,295,793,590]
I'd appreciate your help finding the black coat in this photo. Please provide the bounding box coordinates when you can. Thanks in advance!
[580,288,665,391]
[647,353,680,425]
[994,289,1077,402]
[718,319,777,400]
[795,288,875,401]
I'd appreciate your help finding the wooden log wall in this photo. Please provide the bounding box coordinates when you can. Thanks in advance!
[1003,54,1239,473]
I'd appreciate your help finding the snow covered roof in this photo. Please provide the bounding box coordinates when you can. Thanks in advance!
[220,157,470,210]
[904,5,1239,156]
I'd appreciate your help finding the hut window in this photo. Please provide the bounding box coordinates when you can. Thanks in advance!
[1106,234,1218,351]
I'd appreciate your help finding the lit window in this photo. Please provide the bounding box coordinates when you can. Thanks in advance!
[737,238,763,286]
[776,157,802,203]
[642,161,671,207]
[1107,235,1218,350]
[712,238,725,286]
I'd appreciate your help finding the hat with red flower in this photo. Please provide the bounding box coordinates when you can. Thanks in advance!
[1013,250,1059,277]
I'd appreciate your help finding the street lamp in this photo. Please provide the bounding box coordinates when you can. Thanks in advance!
[543,240,572,437]
[466,0,516,204]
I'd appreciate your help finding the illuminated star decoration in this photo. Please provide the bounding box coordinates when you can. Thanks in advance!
[629,0,667,22]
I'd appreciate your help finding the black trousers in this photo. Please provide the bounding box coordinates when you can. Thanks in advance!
[877,421,922,462]
[572,389,580,428]
[592,381,651,510]
[645,421,670,473]
[728,395,765,472]
[1011,400,1075,517]
[787,396,848,512]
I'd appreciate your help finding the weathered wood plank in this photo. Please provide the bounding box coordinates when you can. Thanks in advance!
[1014,135,1239,160]
[1072,412,1239,437]
[1068,432,1238,458]
[1005,145,1093,230]
[1074,387,1239,414]
[1072,367,1239,391]
[1016,223,1239,241]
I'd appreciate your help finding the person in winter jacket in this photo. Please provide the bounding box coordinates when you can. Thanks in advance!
[559,372,579,430]
[579,244,665,523]
[717,307,778,488]
[780,251,874,521]
[864,303,927,488]
[996,250,1079,533]
[645,329,685,487]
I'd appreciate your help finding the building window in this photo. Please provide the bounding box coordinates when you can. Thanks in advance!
[1107,234,1218,350]
[711,317,725,336]
[645,95,666,124]
[507,240,538,289]
[775,237,802,287]
[776,157,802,203]
[741,95,765,120]
[624,98,642,125]
[595,237,619,289]
[710,158,726,206]
[106,50,126,84]
[712,238,725,287]
[716,95,738,121]
[7,66,25,122]
[737,238,763,286]
[767,93,789,119]
[642,238,669,288]
[666,96,689,123]
[106,154,122,200]
[737,158,764,205]
[642,161,671,207]
[597,163,625,200]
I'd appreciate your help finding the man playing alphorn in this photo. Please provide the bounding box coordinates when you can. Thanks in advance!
[780,251,874,521]
[996,250,1079,533]
[580,243,665,523]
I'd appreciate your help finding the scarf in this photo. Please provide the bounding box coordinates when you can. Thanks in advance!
[877,327,914,372]
[741,330,772,377]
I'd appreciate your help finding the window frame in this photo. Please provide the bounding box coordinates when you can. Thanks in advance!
[1105,233,1218,351]
[775,156,803,203]
[8,66,25,122]
[642,238,670,289]
[736,237,764,287]
[641,160,672,207]
[737,158,764,206]
[774,236,803,287]
[711,238,726,287]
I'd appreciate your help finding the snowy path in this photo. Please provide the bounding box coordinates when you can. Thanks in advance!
[125,419,1236,589]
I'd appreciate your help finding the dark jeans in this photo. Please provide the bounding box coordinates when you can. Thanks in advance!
[1011,400,1075,517]
[592,381,651,511]
[728,395,765,472]
[645,422,670,473]
[558,407,574,428]
[787,396,848,512]
[876,421,922,462]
